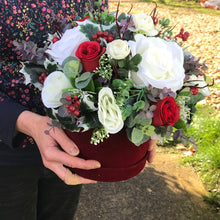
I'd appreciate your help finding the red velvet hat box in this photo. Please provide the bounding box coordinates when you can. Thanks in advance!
[65,129,150,182]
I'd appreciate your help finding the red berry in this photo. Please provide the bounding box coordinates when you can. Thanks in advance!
[197,74,203,77]
[68,110,72,114]
[107,35,114,42]
[103,31,108,37]
[73,110,80,116]
[104,36,108,41]
[39,76,43,81]
[75,100,80,106]
[96,31,103,37]
[92,34,97,40]
[69,105,75,112]
[52,37,60,43]
[65,96,72,101]
[190,87,199,95]
[41,72,47,78]
[96,38,101,43]
[73,95,78,100]
[65,104,70,109]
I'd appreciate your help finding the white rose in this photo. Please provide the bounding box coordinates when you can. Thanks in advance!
[131,13,158,37]
[46,26,89,65]
[128,34,185,92]
[42,71,72,108]
[106,39,130,60]
[98,87,124,134]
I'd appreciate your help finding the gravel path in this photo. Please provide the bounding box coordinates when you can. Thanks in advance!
[74,153,219,220]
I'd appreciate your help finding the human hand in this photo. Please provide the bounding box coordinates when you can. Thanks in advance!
[16,111,101,185]
[147,139,158,163]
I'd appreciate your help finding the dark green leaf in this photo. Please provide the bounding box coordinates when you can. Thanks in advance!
[174,119,188,132]
[130,54,142,65]
[118,68,129,78]
[118,60,125,68]
[24,63,46,83]
[79,24,99,40]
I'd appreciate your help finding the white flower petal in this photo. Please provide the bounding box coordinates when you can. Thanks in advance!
[46,26,89,65]
[42,71,72,108]
[128,35,185,92]
[98,87,124,134]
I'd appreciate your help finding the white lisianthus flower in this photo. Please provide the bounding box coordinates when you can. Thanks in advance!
[128,34,185,92]
[46,26,89,65]
[131,13,158,37]
[42,71,72,108]
[106,39,130,60]
[98,87,124,134]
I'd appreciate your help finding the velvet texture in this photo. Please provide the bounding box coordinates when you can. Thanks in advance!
[65,129,150,182]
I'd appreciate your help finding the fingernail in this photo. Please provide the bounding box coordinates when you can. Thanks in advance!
[69,147,79,155]
[94,163,101,169]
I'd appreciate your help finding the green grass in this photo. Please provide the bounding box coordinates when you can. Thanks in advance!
[137,0,220,16]
[181,103,220,208]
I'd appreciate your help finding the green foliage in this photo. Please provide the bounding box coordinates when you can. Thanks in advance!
[94,54,113,80]
[62,57,82,78]
[24,63,46,83]
[159,17,170,28]
[182,104,220,208]
[75,72,94,90]
[116,54,142,78]
[79,24,99,40]
[86,0,115,25]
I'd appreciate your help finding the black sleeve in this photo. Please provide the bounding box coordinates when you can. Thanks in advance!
[0,93,28,148]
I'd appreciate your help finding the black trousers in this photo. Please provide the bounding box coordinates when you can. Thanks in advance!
[0,164,81,220]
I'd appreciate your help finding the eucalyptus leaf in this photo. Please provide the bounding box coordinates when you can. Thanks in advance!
[75,72,93,89]
[63,59,81,78]
[58,105,69,118]
[112,79,125,89]
[131,127,144,145]
[118,60,125,68]
[132,100,145,111]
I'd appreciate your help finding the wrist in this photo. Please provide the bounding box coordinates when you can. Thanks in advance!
[15,110,47,138]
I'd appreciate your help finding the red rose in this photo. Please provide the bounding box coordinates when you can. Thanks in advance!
[152,96,180,126]
[75,41,105,72]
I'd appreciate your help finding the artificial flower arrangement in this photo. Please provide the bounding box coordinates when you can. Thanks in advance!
[14,1,211,181]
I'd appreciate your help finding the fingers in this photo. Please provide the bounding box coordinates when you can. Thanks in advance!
[49,127,80,156]
[148,139,158,151]
[147,139,158,163]
[64,169,97,185]
[43,146,101,170]
[147,146,157,163]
